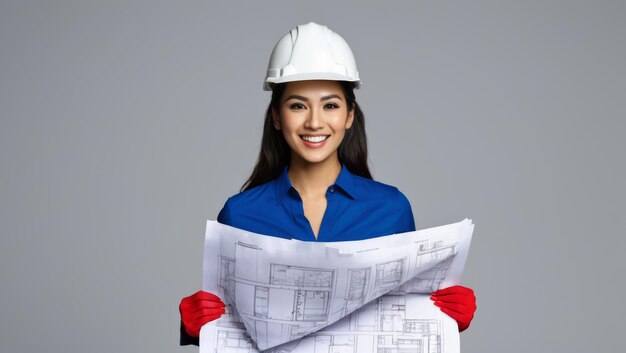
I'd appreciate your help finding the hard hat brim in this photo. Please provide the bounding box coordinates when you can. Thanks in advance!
[264,72,361,91]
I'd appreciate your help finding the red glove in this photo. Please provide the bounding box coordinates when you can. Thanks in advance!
[179,290,226,337]
[430,285,476,332]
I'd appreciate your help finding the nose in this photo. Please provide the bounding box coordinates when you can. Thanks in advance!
[304,106,324,130]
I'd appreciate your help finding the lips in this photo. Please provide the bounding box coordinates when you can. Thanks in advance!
[299,134,330,148]
[300,135,330,143]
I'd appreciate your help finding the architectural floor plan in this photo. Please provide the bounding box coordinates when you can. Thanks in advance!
[203,294,458,353]
[200,218,473,352]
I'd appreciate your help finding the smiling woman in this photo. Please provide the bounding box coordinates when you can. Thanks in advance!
[267,80,357,239]
[178,21,476,346]
[220,77,408,242]
[273,81,354,166]
[241,77,370,194]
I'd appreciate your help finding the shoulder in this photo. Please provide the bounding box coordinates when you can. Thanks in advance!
[352,174,411,209]
[350,174,416,233]
[216,181,275,225]
[224,181,275,208]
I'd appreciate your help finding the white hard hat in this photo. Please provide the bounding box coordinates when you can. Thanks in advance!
[263,22,361,91]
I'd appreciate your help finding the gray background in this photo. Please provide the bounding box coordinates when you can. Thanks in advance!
[1,1,624,352]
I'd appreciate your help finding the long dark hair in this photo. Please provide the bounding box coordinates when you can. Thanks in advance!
[240,81,372,192]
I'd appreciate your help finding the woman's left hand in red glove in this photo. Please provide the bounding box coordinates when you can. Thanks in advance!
[430,285,476,332]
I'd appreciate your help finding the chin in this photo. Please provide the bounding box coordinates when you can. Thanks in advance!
[286,140,340,165]
[294,152,336,165]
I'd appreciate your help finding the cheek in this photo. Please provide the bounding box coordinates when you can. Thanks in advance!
[279,120,301,144]
[281,122,300,136]
[278,112,300,132]
[330,115,350,131]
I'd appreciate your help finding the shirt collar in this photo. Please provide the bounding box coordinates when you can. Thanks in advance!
[275,163,358,203]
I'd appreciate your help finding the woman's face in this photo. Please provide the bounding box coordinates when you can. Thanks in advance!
[272,80,354,166]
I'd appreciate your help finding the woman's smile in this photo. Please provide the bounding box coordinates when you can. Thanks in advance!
[300,134,330,148]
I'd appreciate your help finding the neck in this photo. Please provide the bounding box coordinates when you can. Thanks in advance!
[288,155,341,198]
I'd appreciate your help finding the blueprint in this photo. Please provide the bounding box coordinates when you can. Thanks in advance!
[200,219,473,352]
[201,294,458,353]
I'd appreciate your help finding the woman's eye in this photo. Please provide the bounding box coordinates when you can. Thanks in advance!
[289,103,305,109]
[325,103,339,109]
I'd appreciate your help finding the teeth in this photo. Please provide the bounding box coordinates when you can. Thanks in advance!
[301,135,328,143]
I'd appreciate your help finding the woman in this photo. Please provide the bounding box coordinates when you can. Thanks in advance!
[179,22,476,346]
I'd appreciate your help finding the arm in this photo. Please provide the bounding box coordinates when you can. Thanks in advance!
[395,189,416,233]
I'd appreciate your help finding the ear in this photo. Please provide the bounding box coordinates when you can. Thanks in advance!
[345,103,355,129]
[271,107,281,130]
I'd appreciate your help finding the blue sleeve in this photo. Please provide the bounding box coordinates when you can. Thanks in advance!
[217,198,233,225]
[396,189,416,233]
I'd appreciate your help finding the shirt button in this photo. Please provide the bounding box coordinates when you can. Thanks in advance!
[330,187,334,192]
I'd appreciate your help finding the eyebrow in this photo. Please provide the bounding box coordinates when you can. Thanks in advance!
[284,94,343,102]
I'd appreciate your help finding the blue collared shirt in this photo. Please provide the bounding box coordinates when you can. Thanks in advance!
[182,163,416,346]
[217,163,416,241]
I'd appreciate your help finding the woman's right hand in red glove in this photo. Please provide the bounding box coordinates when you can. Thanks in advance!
[179,290,225,337]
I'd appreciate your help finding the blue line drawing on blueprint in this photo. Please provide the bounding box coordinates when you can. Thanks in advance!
[215,330,257,353]
[373,258,407,297]
[392,240,459,294]
[210,295,449,353]
[218,240,339,349]
[220,256,236,302]
[214,241,457,351]
[207,223,468,352]
[202,218,473,352]
[264,295,445,353]
[343,267,370,315]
